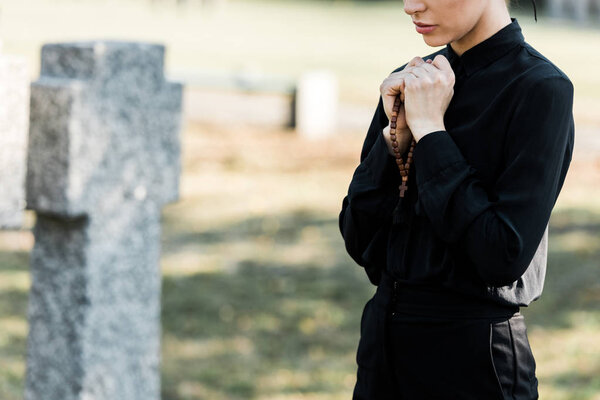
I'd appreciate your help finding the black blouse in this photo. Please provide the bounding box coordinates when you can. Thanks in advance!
[338,18,575,307]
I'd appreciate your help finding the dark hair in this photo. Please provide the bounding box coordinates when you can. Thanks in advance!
[507,0,538,22]
[530,0,538,22]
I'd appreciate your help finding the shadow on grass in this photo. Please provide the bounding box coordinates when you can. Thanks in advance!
[1,207,597,399]
[160,207,600,399]
[163,208,336,248]
[161,258,373,398]
[0,250,29,399]
[161,208,374,399]
[521,208,600,329]
[0,250,29,319]
[0,250,29,272]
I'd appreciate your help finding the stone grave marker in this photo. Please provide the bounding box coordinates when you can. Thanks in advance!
[0,48,29,229]
[25,41,183,400]
[296,70,338,139]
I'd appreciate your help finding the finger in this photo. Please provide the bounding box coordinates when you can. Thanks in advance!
[393,57,424,76]
[381,77,405,118]
[407,61,439,80]
[389,69,412,80]
[407,56,425,68]
[426,59,433,64]
[399,80,406,102]
[381,74,405,94]
[389,66,415,81]
[413,62,438,75]
[406,68,425,79]
[432,54,453,73]
[399,57,425,76]
[403,74,417,92]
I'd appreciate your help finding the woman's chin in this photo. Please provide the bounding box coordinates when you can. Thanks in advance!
[422,35,448,48]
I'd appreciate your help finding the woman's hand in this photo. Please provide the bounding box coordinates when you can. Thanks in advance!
[379,57,425,156]
[403,55,455,142]
[380,56,427,126]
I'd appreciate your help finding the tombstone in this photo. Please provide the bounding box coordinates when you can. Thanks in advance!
[547,0,565,19]
[24,41,183,400]
[547,0,600,22]
[571,0,589,22]
[0,46,30,229]
[296,70,338,139]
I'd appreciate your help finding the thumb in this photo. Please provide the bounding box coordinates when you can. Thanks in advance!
[407,56,425,68]
[432,54,452,72]
[382,89,399,121]
[432,54,455,82]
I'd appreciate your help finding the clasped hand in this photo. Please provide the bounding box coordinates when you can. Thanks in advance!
[380,55,455,144]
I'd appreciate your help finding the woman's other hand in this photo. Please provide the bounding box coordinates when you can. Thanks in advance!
[380,56,427,124]
[403,54,455,142]
[379,57,425,156]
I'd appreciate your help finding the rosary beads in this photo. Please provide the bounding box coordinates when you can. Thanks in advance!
[389,95,416,198]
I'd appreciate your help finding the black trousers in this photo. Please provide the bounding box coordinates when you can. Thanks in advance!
[353,273,539,400]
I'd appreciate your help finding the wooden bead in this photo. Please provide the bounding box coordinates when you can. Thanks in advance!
[390,95,417,201]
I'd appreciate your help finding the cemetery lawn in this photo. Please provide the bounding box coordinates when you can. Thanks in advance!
[157,123,600,400]
[0,115,598,400]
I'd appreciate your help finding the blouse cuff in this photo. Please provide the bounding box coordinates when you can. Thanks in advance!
[413,130,467,186]
[362,130,402,187]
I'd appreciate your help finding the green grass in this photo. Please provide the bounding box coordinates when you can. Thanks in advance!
[5,122,599,399]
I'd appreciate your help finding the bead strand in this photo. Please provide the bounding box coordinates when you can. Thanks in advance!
[390,95,416,198]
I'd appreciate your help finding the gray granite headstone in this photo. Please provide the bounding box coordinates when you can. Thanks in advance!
[24,41,183,400]
[0,50,29,229]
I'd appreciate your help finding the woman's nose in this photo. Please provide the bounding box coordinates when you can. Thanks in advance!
[403,0,426,15]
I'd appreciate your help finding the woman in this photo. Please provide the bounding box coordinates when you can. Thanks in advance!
[338,0,574,398]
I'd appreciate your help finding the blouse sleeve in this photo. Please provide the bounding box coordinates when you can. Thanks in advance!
[338,95,408,285]
[412,75,575,286]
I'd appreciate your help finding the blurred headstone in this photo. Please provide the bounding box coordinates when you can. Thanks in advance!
[547,0,600,22]
[296,70,338,139]
[173,66,295,127]
[25,41,183,400]
[0,46,30,229]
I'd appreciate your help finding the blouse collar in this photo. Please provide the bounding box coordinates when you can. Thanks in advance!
[445,18,525,77]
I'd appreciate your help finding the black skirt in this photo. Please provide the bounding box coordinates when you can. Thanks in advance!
[352,271,539,400]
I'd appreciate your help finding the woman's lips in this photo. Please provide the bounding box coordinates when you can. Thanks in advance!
[414,23,437,34]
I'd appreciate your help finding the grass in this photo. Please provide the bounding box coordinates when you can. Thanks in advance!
[4,122,599,399]
[0,0,599,399]
[162,123,600,400]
